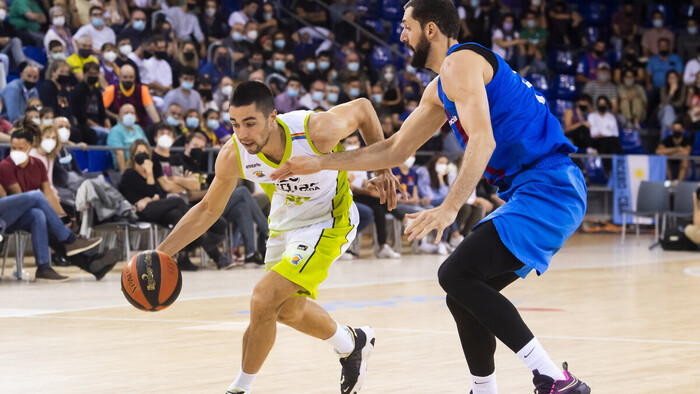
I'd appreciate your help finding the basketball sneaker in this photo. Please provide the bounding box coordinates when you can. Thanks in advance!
[224,386,247,394]
[532,362,591,394]
[338,326,375,393]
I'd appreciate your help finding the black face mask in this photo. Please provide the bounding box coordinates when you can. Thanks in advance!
[189,147,204,161]
[199,89,212,100]
[578,104,588,112]
[155,51,167,60]
[86,76,99,85]
[23,80,36,90]
[121,81,134,90]
[134,152,149,165]
[594,49,604,57]
[183,51,195,61]
[57,75,71,85]
[78,48,92,58]
[625,53,636,62]
[660,49,670,56]
[250,61,262,70]
[597,105,607,113]
[142,49,153,58]
[673,131,684,139]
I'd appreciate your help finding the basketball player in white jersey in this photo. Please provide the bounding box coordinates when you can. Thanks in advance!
[158,81,391,394]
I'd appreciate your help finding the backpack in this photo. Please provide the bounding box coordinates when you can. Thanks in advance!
[660,226,699,251]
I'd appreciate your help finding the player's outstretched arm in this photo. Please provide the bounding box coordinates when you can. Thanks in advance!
[304,98,385,153]
[157,142,240,257]
[405,52,496,243]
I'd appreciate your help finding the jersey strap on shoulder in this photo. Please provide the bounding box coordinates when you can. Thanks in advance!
[449,43,499,76]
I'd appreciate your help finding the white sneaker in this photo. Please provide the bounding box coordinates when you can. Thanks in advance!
[225,385,248,394]
[338,251,355,260]
[449,235,464,248]
[436,242,448,255]
[419,239,436,254]
[377,244,401,258]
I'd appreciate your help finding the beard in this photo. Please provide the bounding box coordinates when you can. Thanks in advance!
[409,33,431,69]
[244,120,271,155]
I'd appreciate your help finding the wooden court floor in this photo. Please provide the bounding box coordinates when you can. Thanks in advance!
[1,233,700,393]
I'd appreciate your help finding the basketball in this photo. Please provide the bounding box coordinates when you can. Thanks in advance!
[121,250,182,312]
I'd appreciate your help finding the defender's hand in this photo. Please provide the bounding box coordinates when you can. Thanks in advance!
[404,204,459,244]
[367,169,403,211]
[270,156,322,180]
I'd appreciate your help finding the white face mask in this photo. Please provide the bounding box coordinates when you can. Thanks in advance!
[435,163,448,174]
[344,144,359,151]
[404,156,415,168]
[119,45,133,56]
[157,134,174,149]
[205,7,216,17]
[58,127,70,143]
[31,118,41,125]
[103,51,117,63]
[41,138,57,153]
[221,85,233,97]
[247,30,258,41]
[53,16,65,26]
[42,119,54,125]
[10,150,29,166]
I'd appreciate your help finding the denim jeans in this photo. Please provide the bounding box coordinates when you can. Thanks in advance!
[0,191,72,266]
[222,187,269,255]
[355,202,374,233]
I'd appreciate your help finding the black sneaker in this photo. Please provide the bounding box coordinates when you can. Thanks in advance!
[88,248,120,281]
[65,235,102,257]
[216,254,235,270]
[35,266,70,282]
[243,252,264,269]
[224,386,246,394]
[51,253,71,267]
[177,253,199,271]
[533,362,591,394]
[339,326,375,394]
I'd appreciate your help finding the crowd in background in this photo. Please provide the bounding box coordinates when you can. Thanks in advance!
[3,0,700,280]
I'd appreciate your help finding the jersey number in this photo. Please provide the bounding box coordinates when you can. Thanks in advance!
[285,195,311,206]
[517,71,547,105]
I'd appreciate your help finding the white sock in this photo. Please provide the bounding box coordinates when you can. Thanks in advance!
[470,371,497,394]
[230,366,257,393]
[516,337,565,381]
[324,321,355,355]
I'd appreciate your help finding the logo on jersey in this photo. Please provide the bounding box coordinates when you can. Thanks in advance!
[246,163,261,169]
[297,244,308,251]
[277,177,320,192]
[254,171,265,178]
[290,254,304,266]
[449,116,458,126]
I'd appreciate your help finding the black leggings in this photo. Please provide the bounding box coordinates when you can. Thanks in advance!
[353,194,404,245]
[438,220,534,376]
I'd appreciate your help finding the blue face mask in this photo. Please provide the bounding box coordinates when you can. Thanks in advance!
[274,60,285,70]
[166,116,180,126]
[287,87,299,98]
[349,87,360,97]
[406,65,416,74]
[689,26,698,35]
[133,20,146,31]
[186,117,200,129]
[181,81,194,90]
[372,94,383,104]
[122,113,136,127]
[232,31,244,41]
[526,20,536,28]
[327,92,338,103]
[306,62,316,72]
[92,17,104,27]
[207,119,220,130]
[653,19,664,28]
[274,39,286,48]
[347,62,360,72]
[222,113,230,123]
[318,60,330,70]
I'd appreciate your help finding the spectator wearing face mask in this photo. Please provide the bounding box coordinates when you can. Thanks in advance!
[343,76,364,104]
[547,0,583,49]
[236,51,265,82]
[370,85,390,115]
[658,70,685,133]
[183,109,206,143]
[610,1,639,54]
[679,20,700,64]
[642,11,674,58]
[200,0,228,46]
[197,77,217,112]
[224,23,254,71]
[107,104,148,171]
[583,63,618,114]
[299,79,329,111]
[99,42,120,86]
[216,101,233,144]
[201,109,221,147]
[67,36,99,82]
[44,5,75,56]
[325,83,340,107]
[38,60,74,121]
[274,76,303,114]
[141,36,173,98]
[257,3,280,35]
[114,36,141,84]
[229,0,258,28]
[73,6,116,53]
[171,131,208,176]
[150,124,203,195]
[120,9,150,50]
[379,65,403,115]
[172,41,199,89]
[213,76,235,110]
[656,121,692,181]
[163,67,203,114]
[200,45,234,88]
[646,38,683,92]
[1,64,39,122]
[392,153,431,217]
[71,62,110,145]
[298,55,321,90]
[491,13,524,70]
[518,10,548,75]
[337,51,370,96]
[29,124,62,192]
[587,95,623,157]
[103,64,160,127]
[563,94,593,152]
[46,40,67,66]
[618,71,647,129]
[161,0,205,56]
[576,39,608,84]
[23,108,41,133]
[614,46,645,85]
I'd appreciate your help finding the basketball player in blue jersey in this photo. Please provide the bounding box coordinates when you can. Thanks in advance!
[271,0,590,392]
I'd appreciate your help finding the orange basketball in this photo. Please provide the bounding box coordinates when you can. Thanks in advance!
[121,250,182,312]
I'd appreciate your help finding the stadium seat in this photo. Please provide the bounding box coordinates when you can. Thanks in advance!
[363,18,385,36]
[620,128,645,154]
[370,46,393,71]
[551,75,577,100]
[550,99,573,123]
[22,46,46,66]
[584,26,599,45]
[87,150,114,172]
[525,73,549,98]
[578,3,604,26]
[380,0,402,21]
[552,50,576,75]
[72,149,89,173]
[390,21,403,44]
[357,0,379,19]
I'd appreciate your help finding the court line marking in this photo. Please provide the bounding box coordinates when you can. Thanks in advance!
[683,267,700,278]
[15,315,700,346]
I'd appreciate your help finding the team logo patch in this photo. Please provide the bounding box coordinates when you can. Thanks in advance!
[290,254,304,266]
[253,171,265,178]
[297,245,308,251]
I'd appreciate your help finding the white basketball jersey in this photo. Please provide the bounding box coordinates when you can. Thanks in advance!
[231,111,353,236]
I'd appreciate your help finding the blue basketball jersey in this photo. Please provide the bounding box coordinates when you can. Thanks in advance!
[437,43,576,187]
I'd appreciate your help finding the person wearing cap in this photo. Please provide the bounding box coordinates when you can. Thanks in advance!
[583,62,618,114]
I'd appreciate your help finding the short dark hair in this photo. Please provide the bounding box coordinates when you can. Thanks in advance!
[83,61,100,74]
[39,107,54,117]
[186,131,207,144]
[89,5,102,15]
[658,37,670,45]
[48,40,63,51]
[10,128,36,145]
[203,108,220,119]
[404,0,460,39]
[180,66,196,78]
[155,123,175,136]
[230,81,276,116]
[597,95,612,108]
[576,93,592,104]
[672,121,684,129]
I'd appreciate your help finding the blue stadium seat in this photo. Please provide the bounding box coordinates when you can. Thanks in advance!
[525,73,549,98]
[551,75,577,100]
[72,150,89,173]
[550,99,573,123]
[370,46,392,71]
[380,0,402,21]
[87,150,114,172]
[390,21,403,44]
[584,26,599,45]
[363,18,385,35]
[620,128,645,154]
[22,46,46,66]
[578,3,604,26]
[552,50,576,75]
[357,0,379,19]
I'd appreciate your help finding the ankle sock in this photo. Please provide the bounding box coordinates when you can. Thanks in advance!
[516,337,565,381]
[324,321,355,355]
[470,371,497,394]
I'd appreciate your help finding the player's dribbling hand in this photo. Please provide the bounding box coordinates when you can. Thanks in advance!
[367,169,403,211]
[404,205,458,244]
[270,156,322,180]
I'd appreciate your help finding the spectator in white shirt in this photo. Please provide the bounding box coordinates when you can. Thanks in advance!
[491,14,524,68]
[587,95,623,155]
[229,0,258,28]
[299,79,330,110]
[73,6,116,53]
[683,50,700,86]
[141,37,172,97]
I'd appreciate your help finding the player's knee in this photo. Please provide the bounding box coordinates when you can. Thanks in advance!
[277,303,304,326]
[437,257,460,293]
[249,290,278,320]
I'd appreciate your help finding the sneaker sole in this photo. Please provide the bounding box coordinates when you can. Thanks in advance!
[35,276,71,283]
[346,326,375,393]
[65,238,102,257]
